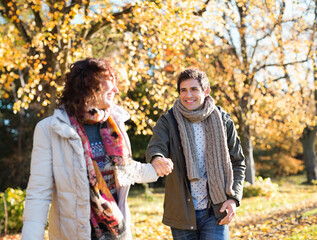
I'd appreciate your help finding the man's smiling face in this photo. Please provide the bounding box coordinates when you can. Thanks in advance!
[179,78,210,111]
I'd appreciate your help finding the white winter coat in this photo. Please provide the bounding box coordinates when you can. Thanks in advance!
[21,106,158,240]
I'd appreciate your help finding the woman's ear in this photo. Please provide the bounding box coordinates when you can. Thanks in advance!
[204,86,211,96]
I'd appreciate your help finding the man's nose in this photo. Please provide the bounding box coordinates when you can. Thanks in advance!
[186,90,193,97]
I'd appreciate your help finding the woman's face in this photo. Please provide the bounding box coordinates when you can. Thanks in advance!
[98,79,119,109]
[87,76,119,109]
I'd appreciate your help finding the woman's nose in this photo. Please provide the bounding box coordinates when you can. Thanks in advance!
[113,84,119,93]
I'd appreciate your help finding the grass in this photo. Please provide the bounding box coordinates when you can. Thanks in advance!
[2,174,317,240]
[303,208,317,217]
[286,224,317,240]
[128,187,172,240]
[128,174,317,240]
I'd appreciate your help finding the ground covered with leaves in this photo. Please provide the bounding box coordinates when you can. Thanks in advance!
[231,200,317,239]
[1,176,317,240]
[129,176,317,240]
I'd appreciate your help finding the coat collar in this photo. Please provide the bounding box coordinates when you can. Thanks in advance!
[50,108,79,140]
[49,105,130,140]
[111,104,130,123]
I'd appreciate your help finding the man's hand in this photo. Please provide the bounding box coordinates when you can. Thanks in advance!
[218,199,236,225]
[151,156,173,177]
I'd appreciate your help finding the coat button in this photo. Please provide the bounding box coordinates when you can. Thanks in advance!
[187,198,190,202]
[190,226,194,230]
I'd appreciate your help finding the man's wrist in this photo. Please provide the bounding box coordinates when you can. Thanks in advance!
[228,197,239,207]
[150,154,163,163]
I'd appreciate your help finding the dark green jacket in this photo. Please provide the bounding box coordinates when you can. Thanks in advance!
[146,107,246,230]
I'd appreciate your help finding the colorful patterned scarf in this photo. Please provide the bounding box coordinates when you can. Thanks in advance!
[68,107,130,239]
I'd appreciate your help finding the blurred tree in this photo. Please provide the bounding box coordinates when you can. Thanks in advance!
[90,0,212,160]
[93,0,315,183]
[0,0,136,112]
[0,0,137,188]
[193,0,315,183]
[300,0,317,184]
[0,0,210,188]
[0,0,315,189]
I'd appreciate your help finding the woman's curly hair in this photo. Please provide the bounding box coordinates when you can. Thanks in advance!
[57,58,117,121]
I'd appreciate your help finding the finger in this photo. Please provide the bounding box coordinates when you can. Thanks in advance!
[165,158,174,169]
[151,158,164,177]
[228,212,234,221]
[219,217,228,225]
[228,216,234,224]
[160,160,173,174]
[156,165,167,175]
[158,164,172,176]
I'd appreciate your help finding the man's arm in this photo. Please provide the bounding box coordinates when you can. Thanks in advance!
[226,117,246,206]
[146,115,174,177]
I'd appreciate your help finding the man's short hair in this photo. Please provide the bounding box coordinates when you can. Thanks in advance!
[177,68,209,93]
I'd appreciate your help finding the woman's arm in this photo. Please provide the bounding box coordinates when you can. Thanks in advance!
[21,120,54,240]
[114,159,159,186]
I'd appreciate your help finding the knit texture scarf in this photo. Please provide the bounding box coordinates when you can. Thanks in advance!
[68,107,130,239]
[173,96,234,204]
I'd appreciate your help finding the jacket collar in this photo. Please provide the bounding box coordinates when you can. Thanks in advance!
[49,105,130,140]
[111,104,130,123]
[50,108,80,140]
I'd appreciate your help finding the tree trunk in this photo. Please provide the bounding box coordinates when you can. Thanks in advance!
[241,124,255,184]
[17,110,24,186]
[301,125,317,183]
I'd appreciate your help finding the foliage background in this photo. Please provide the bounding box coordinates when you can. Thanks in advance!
[0,0,316,188]
[0,1,316,238]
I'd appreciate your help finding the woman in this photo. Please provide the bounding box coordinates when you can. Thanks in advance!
[21,58,163,240]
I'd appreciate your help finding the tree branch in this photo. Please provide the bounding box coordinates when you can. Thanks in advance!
[193,0,211,16]
[254,58,309,73]
[0,0,32,43]
[28,2,43,30]
[82,4,134,40]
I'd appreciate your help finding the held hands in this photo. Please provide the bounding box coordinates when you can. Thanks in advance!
[218,199,236,225]
[151,156,174,177]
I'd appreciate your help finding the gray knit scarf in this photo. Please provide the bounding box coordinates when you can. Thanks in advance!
[173,95,234,204]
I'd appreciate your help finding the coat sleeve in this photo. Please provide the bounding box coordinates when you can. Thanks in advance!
[114,161,158,186]
[226,118,246,206]
[145,115,170,163]
[21,121,54,240]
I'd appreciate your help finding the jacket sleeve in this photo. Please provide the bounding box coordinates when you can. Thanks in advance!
[21,121,54,240]
[114,114,159,185]
[115,160,158,186]
[145,115,170,163]
[226,118,246,206]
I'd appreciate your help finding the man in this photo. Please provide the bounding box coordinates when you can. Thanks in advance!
[146,68,246,240]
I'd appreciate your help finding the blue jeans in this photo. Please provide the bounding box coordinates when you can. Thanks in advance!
[171,208,229,240]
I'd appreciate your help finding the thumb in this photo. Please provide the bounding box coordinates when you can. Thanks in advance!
[220,202,227,212]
